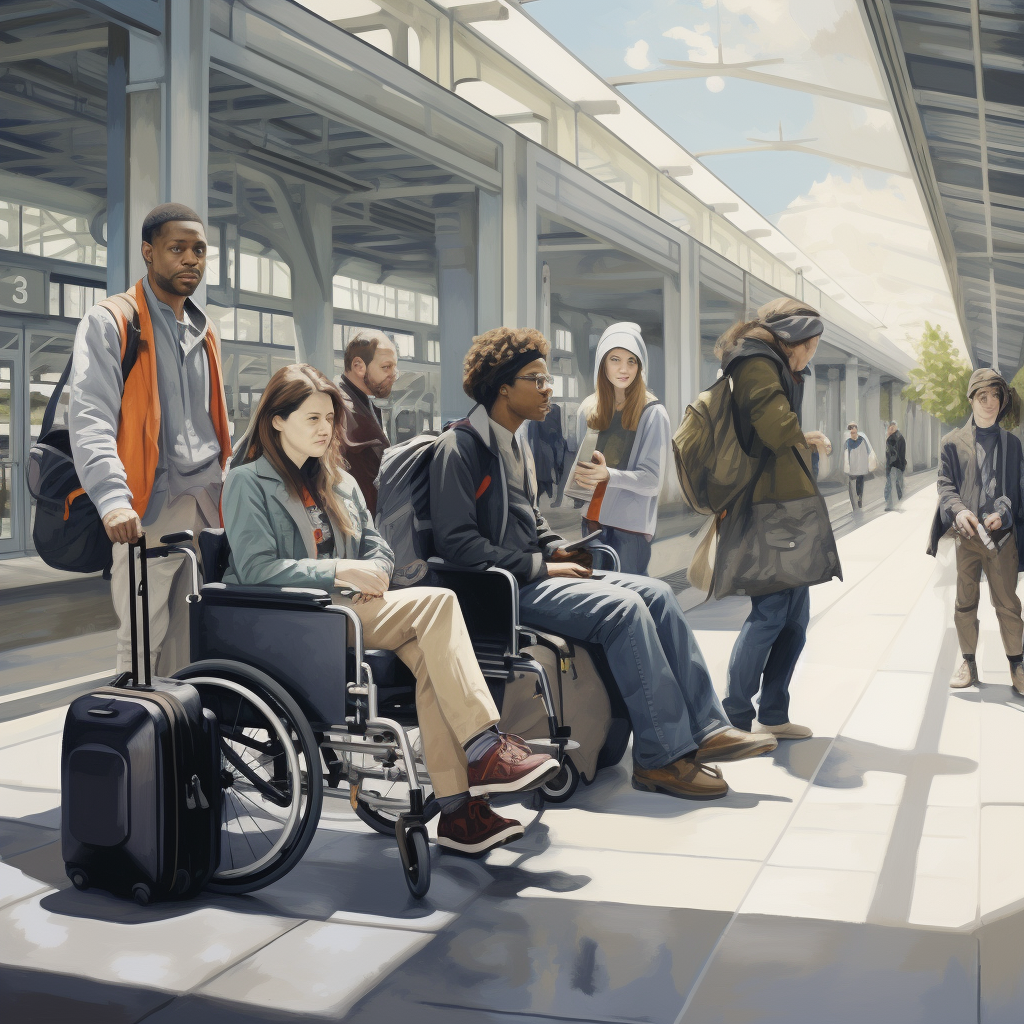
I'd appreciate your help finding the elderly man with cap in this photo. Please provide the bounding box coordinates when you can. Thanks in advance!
[927,367,1024,694]
[428,326,777,803]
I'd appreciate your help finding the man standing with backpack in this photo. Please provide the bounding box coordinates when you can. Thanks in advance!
[68,203,232,674]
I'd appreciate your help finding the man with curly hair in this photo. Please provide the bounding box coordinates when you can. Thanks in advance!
[429,327,777,800]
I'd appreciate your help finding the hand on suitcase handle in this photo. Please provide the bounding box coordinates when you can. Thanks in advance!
[103,507,143,544]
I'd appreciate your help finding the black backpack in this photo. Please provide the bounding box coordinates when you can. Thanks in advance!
[27,299,141,574]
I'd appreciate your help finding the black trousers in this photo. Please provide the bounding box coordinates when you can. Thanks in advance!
[848,475,865,507]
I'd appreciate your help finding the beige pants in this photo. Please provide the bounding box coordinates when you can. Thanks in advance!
[351,587,499,797]
[112,494,215,677]
[954,533,1024,657]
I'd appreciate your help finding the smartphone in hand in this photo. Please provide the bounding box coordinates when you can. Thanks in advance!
[560,529,603,553]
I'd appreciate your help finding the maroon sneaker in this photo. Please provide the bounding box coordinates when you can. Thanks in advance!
[467,733,560,796]
[436,797,525,856]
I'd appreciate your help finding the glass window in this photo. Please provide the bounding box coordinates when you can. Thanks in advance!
[332,274,438,325]
[0,202,18,251]
[20,207,106,267]
[554,328,572,352]
[235,307,261,343]
[427,338,440,363]
[393,332,415,359]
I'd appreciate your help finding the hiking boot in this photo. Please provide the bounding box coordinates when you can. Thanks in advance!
[436,797,525,856]
[693,727,777,763]
[950,659,980,688]
[632,757,728,800]
[1010,661,1024,696]
[467,733,559,797]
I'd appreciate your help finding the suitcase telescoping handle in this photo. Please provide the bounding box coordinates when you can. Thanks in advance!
[125,534,152,688]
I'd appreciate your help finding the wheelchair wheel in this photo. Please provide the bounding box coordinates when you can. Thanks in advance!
[397,820,431,899]
[538,758,580,804]
[173,661,323,893]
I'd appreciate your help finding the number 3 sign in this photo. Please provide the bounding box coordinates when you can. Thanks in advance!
[0,266,45,314]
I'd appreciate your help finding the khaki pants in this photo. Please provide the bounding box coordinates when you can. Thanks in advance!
[954,533,1024,657]
[112,494,215,677]
[351,587,498,797]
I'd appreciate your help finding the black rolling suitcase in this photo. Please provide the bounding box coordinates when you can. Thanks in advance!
[61,535,221,905]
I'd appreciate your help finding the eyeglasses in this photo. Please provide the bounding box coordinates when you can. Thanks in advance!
[515,373,555,391]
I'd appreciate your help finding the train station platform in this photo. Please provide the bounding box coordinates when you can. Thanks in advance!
[1,482,1021,1023]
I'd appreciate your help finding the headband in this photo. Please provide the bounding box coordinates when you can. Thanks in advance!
[473,348,544,408]
[764,314,823,344]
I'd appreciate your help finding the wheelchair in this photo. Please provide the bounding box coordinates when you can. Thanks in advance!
[147,529,620,900]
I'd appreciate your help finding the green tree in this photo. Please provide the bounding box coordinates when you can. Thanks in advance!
[901,322,972,425]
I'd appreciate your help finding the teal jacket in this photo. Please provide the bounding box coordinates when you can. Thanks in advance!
[221,455,395,590]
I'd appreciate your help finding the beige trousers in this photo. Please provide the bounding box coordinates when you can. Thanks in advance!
[351,587,499,797]
[112,494,215,677]
[954,533,1024,657]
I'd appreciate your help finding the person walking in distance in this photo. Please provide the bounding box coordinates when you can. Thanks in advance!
[843,422,875,510]
[884,420,907,511]
[927,368,1024,695]
[338,330,398,516]
[68,203,232,674]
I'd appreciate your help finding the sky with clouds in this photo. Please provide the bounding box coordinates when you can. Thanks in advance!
[527,0,966,356]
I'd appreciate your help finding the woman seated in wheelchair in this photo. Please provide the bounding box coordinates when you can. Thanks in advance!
[221,363,559,856]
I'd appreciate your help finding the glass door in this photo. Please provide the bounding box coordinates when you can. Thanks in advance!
[0,335,23,554]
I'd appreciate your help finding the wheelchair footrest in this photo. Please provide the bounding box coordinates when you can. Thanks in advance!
[521,738,580,753]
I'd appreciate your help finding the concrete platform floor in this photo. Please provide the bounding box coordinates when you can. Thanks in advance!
[1,484,1022,1023]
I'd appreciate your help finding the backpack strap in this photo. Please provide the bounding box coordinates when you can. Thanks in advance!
[40,293,142,438]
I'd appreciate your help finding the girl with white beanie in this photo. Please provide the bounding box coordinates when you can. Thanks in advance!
[568,322,671,575]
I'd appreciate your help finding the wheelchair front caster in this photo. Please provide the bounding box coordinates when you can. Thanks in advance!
[132,882,152,906]
[538,758,580,804]
[396,819,431,899]
[68,868,89,891]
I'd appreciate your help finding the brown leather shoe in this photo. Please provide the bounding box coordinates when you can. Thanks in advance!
[693,727,778,763]
[950,659,980,688]
[467,733,559,797]
[632,757,728,800]
[436,798,525,856]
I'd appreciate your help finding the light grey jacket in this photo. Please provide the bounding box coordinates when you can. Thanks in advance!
[221,455,394,590]
[573,395,670,536]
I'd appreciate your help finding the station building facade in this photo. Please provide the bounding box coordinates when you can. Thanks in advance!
[0,0,937,558]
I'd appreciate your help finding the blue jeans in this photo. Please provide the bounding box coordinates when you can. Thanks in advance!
[518,572,728,768]
[582,519,652,576]
[885,467,904,508]
[724,586,810,728]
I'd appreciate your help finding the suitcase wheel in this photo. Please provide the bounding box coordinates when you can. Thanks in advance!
[67,868,89,891]
[132,882,152,906]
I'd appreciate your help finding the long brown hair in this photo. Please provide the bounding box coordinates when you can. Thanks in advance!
[714,296,821,382]
[236,363,357,538]
[587,350,655,432]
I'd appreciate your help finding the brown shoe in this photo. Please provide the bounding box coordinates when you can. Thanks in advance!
[1011,662,1024,696]
[632,757,728,800]
[693,727,778,763]
[950,659,980,688]
[467,733,559,797]
[436,797,525,856]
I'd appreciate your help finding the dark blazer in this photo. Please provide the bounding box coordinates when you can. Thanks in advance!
[339,374,390,517]
[927,418,1024,563]
[429,404,565,583]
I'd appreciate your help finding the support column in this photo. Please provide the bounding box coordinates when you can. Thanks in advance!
[165,0,210,304]
[291,184,335,375]
[436,195,478,424]
[477,189,501,334]
[845,357,859,429]
[802,361,816,429]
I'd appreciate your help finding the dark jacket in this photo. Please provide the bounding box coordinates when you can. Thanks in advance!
[528,405,568,496]
[430,403,565,583]
[885,430,907,472]
[722,338,818,505]
[339,374,390,517]
[927,418,1024,562]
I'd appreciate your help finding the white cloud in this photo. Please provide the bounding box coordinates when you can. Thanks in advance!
[775,174,966,356]
[625,39,651,71]
[662,23,718,63]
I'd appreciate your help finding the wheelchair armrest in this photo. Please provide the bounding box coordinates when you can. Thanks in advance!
[520,628,572,659]
[199,581,333,610]
[427,562,519,655]
[590,543,620,573]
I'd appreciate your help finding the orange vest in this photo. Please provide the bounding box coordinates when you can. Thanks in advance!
[98,279,232,520]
